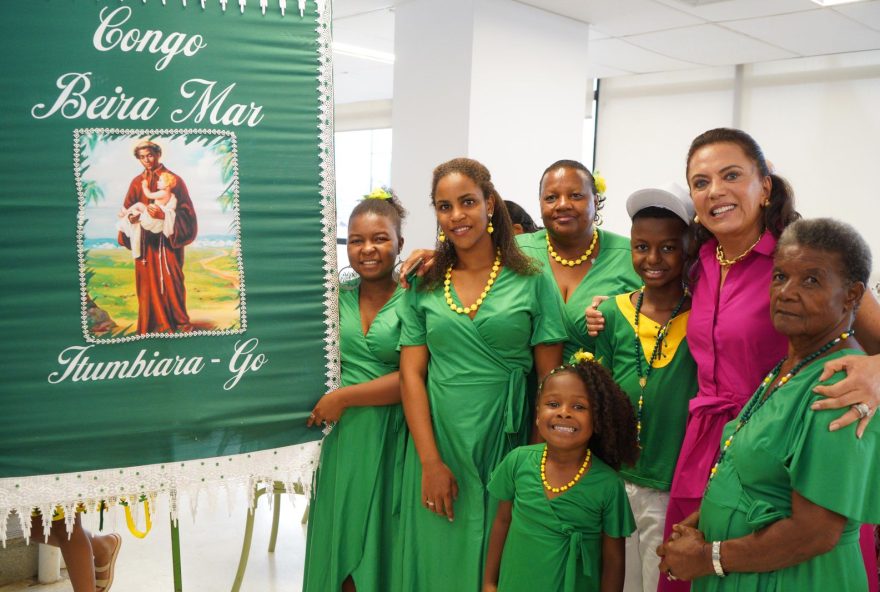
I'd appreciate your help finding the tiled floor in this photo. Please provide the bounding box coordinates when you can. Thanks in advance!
[0,491,309,592]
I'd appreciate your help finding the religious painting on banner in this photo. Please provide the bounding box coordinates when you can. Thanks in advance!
[0,0,339,542]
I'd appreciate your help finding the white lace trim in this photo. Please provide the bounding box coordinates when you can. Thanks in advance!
[188,0,304,15]
[317,0,341,394]
[0,441,321,545]
[1,0,338,545]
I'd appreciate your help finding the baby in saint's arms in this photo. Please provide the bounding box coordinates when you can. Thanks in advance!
[117,172,178,234]
[117,172,179,258]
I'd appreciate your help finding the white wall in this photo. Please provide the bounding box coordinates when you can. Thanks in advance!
[390,0,475,251]
[468,0,590,208]
[595,50,880,285]
[390,0,590,254]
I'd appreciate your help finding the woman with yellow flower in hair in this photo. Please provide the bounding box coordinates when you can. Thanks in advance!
[514,160,641,360]
[398,158,566,591]
[483,351,640,592]
[302,188,408,592]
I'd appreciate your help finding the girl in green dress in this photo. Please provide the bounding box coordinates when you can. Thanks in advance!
[398,158,566,591]
[302,191,407,592]
[657,218,880,591]
[483,355,640,592]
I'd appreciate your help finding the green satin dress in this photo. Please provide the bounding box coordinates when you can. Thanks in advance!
[695,349,880,592]
[302,285,406,592]
[516,228,640,359]
[397,268,566,591]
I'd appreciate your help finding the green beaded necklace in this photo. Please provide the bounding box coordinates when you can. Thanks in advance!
[633,286,689,446]
[706,329,855,490]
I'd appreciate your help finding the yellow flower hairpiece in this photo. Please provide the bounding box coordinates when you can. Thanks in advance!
[570,349,594,365]
[593,172,607,197]
[364,187,392,201]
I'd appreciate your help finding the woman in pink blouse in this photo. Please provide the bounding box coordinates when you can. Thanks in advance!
[661,128,880,592]
[589,128,880,592]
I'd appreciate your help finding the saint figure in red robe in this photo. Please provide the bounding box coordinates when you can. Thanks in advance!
[117,140,198,334]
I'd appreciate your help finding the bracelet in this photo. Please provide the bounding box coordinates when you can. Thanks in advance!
[712,541,726,577]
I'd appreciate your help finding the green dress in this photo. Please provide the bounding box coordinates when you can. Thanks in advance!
[302,286,406,592]
[517,228,640,359]
[397,269,566,591]
[695,349,880,592]
[595,292,698,490]
[487,444,636,592]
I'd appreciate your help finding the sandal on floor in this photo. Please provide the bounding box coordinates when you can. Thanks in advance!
[95,532,122,592]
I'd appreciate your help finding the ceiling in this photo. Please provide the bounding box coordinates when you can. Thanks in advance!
[330,0,880,103]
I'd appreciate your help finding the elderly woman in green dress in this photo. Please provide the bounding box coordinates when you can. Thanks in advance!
[657,218,880,591]
[302,192,407,592]
[398,158,565,591]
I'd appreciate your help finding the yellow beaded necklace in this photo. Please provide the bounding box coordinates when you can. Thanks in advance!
[540,446,592,494]
[547,229,599,267]
[444,249,501,315]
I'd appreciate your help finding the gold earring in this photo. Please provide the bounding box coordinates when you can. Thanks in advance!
[762,199,770,207]
[438,229,446,243]
[693,214,700,224]
[487,221,494,234]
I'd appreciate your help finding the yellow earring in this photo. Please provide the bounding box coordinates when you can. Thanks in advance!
[693,214,700,224]
[487,221,494,234]
[438,229,446,243]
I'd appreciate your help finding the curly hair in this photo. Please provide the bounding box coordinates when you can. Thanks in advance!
[778,218,872,287]
[349,189,407,237]
[685,128,800,263]
[157,172,177,190]
[421,158,538,291]
[537,362,640,470]
[539,159,606,214]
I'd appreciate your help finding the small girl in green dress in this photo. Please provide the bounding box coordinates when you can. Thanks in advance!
[484,354,640,592]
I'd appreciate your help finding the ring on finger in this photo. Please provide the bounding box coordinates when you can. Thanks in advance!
[853,402,872,419]
[426,500,435,507]
[666,569,678,582]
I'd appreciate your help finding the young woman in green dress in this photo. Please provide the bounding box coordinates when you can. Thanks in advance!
[302,192,407,592]
[398,158,566,591]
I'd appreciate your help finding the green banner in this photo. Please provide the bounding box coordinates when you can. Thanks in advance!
[0,0,337,535]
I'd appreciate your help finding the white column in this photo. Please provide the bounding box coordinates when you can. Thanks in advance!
[391,0,591,252]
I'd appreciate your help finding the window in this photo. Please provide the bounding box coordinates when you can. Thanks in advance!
[582,78,599,170]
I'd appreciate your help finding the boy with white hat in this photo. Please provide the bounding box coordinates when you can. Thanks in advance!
[595,184,699,592]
